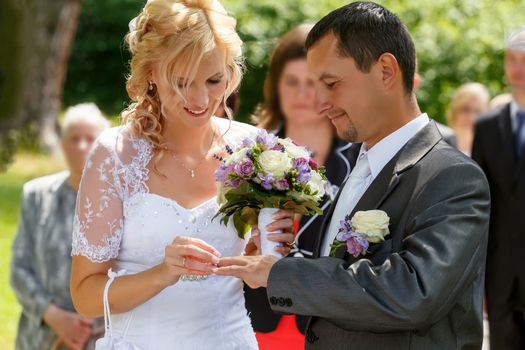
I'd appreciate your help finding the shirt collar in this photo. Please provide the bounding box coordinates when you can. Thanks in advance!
[359,113,430,179]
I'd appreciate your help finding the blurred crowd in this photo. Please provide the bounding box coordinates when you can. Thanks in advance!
[8,12,525,350]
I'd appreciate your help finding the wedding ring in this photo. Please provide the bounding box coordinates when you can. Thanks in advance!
[182,257,186,268]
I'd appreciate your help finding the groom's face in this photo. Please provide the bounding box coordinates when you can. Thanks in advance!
[307,33,384,143]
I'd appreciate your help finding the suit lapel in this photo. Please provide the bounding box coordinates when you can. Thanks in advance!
[333,121,444,260]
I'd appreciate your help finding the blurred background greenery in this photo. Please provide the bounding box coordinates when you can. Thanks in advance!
[0,0,524,348]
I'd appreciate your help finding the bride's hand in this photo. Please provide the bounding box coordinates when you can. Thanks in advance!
[159,236,221,286]
[245,210,295,257]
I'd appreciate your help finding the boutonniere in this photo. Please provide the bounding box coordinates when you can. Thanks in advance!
[330,210,390,257]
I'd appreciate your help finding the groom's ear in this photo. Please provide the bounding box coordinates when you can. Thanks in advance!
[377,53,400,91]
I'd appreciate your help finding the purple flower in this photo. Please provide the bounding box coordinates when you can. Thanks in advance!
[254,172,274,190]
[225,144,234,155]
[293,158,310,173]
[242,137,256,148]
[256,129,278,149]
[296,170,311,184]
[274,178,290,190]
[234,159,255,178]
[227,178,244,189]
[340,231,369,257]
[215,164,231,183]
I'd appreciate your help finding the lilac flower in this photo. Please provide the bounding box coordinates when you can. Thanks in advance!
[227,178,244,189]
[256,129,278,149]
[255,172,274,190]
[340,231,369,257]
[296,170,311,184]
[242,137,256,148]
[274,178,290,191]
[215,164,231,183]
[234,159,255,178]
[293,158,310,173]
[225,145,234,155]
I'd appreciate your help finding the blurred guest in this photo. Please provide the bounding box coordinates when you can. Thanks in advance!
[472,26,525,350]
[446,83,489,156]
[10,103,110,350]
[413,69,457,146]
[247,24,355,350]
[489,92,513,109]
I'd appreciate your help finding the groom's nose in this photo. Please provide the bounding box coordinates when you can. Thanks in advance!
[314,88,332,115]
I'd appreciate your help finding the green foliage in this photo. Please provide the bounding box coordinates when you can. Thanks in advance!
[63,0,524,124]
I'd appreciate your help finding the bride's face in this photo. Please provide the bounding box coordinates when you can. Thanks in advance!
[152,48,228,128]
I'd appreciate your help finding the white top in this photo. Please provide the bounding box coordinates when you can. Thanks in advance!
[72,117,259,350]
[321,114,430,256]
[511,99,525,131]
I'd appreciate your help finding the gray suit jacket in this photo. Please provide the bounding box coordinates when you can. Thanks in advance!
[266,122,490,349]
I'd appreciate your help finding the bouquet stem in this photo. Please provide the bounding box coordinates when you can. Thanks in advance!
[259,208,284,258]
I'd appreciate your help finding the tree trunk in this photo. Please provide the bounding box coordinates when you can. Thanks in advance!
[0,0,82,168]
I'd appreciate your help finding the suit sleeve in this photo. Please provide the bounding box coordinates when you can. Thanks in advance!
[10,186,52,325]
[266,161,490,332]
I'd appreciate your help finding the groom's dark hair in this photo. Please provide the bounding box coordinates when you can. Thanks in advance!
[305,1,416,94]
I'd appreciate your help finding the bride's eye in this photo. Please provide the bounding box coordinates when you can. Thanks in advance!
[207,78,222,85]
[177,79,188,89]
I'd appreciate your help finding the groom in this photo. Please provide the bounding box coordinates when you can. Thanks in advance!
[216,2,490,349]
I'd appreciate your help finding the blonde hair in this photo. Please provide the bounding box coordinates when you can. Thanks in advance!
[122,0,243,159]
[62,103,111,137]
[446,83,490,128]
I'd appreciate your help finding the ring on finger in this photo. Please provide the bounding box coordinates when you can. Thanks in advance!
[182,257,186,268]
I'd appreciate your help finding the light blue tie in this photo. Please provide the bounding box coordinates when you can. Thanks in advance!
[516,111,525,159]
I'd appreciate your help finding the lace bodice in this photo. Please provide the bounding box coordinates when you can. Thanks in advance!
[72,117,259,349]
[72,117,256,262]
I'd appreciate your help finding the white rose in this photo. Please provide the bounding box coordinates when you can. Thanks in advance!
[225,148,249,165]
[308,171,326,199]
[279,138,311,159]
[291,190,314,202]
[351,210,390,243]
[258,150,293,177]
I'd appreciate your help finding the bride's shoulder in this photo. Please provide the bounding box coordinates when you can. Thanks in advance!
[89,125,152,164]
[213,117,260,144]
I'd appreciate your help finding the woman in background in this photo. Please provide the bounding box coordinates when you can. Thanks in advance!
[446,82,490,156]
[246,24,355,350]
[11,103,110,350]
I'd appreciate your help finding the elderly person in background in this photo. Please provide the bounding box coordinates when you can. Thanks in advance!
[446,82,490,156]
[10,103,110,350]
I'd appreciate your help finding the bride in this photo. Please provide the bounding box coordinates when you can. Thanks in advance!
[69,0,295,348]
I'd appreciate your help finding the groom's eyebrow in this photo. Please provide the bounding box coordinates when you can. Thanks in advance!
[319,73,340,81]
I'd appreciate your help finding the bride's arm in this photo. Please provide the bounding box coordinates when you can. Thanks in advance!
[71,236,219,318]
[70,134,220,317]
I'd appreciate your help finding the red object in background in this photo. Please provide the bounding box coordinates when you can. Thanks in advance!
[255,219,305,350]
[255,315,305,350]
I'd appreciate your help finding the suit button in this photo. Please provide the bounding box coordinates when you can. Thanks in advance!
[269,297,278,305]
[306,330,319,343]
[278,297,285,306]
[285,298,293,307]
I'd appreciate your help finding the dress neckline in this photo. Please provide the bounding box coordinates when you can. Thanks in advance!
[142,192,217,211]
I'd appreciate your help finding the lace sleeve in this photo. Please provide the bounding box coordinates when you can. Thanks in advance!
[72,133,124,263]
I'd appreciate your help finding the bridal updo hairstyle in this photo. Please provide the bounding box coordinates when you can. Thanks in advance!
[122,0,243,148]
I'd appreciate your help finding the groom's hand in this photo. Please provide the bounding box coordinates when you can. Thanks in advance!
[215,255,278,288]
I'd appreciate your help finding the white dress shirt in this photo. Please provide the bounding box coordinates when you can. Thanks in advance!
[320,113,430,257]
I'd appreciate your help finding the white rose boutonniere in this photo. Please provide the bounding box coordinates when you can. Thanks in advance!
[330,210,390,257]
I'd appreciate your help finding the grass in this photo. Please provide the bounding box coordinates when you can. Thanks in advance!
[0,153,65,349]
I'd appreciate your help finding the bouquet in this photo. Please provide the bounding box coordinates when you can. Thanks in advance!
[214,129,327,256]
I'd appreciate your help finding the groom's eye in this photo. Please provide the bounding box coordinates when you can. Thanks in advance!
[324,81,338,89]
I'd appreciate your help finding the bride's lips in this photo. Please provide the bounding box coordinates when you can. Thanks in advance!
[184,107,208,118]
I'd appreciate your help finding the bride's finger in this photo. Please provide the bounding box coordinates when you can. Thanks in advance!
[181,258,218,273]
[173,236,221,257]
[173,245,220,265]
[165,258,213,275]
[272,209,294,220]
[274,245,292,256]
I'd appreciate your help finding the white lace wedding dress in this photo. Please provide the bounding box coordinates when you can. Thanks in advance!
[72,117,259,350]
